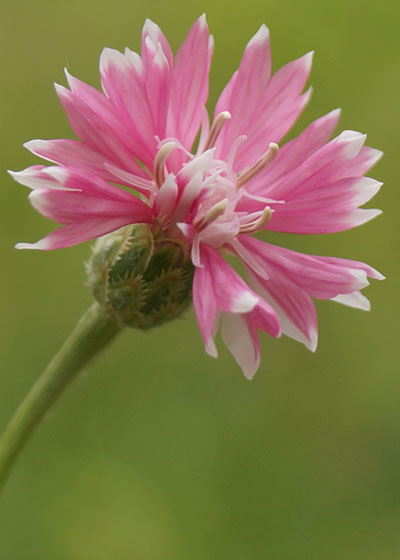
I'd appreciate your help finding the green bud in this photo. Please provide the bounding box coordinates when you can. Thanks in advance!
[86,224,194,329]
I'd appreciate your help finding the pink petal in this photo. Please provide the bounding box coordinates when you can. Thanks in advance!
[259,130,367,200]
[239,236,383,300]
[238,238,319,350]
[245,109,341,189]
[99,47,156,166]
[193,257,218,357]
[141,19,173,69]
[221,314,261,380]
[266,176,383,234]
[193,246,280,376]
[145,43,172,137]
[28,184,150,223]
[215,25,271,154]
[14,166,152,249]
[214,70,238,117]
[226,297,284,379]
[16,216,138,251]
[167,15,213,159]
[202,247,259,313]
[238,127,382,234]
[24,139,148,185]
[331,291,371,311]
[55,82,147,173]
[153,174,178,222]
[216,51,313,169]
[267,207,382,234]
[9,165,61,189]
[343,146,383,177]
[247,269,318,352]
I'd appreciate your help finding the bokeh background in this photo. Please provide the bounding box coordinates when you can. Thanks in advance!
[0,0,398,557]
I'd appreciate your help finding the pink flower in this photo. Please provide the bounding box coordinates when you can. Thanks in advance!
[10,16,384,378]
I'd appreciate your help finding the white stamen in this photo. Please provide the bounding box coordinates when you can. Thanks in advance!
[153,141,176,187]
[195,198,228,231]
[239,206,272,233]
[236,142,279,188]
[202,111,231,152]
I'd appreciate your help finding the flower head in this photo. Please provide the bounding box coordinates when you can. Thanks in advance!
[11,16,383,378]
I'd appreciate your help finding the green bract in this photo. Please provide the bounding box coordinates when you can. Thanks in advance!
[86,224,194,329]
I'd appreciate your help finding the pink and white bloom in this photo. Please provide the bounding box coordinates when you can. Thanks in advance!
[11,16,384,378]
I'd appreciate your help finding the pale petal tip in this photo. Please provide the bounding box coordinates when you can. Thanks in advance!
[301,86,314,107]
[8,169,31,184]
[347,208,382,228]
[15,240,47,250]
[198,13,207,28]
[242,358,260,381]
[54,82,67,97]
[205,338,218,358]
[23,139,41,151]
[153,42,169,68]
[328,107,342,120]
[304,50,314,66]
[370,268,385,281]
[337,130,367,158]
[370,148,384,163]
[43,166,69,183]
[249,24,270,47]
[306,329,318,353]
[143,18,158,35]
[331,292,371,311]
[232,291,258,313]
[63,67,73,83]
[100,47,132,74]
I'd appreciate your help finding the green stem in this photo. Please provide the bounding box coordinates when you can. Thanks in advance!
[0,302,121,494]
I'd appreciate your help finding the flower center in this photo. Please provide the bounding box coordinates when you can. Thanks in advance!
[152,113,281,252]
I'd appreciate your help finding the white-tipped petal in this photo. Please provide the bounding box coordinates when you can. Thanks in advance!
[331,291,371,311]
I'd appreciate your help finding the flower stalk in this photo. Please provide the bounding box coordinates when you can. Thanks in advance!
[0,303,121,493]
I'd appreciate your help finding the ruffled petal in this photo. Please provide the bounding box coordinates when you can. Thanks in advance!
[13,167,153,249]
[23,139,150,188]
[239,238,318,350]
[246,109,341,188]
[239,236,383,349]
[193,246,280,376]
[242,128,383,234]
[239,236,383,300]
[55,82,147,174]
[216,47,313,170]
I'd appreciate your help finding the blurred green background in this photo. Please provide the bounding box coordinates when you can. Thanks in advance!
[0,0,398,558]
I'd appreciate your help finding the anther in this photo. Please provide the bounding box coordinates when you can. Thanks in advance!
[239,206,272,233]
[195,198,229,231]
[202,111,231,152]
[236,142,279,188]
[154,142,176,187]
